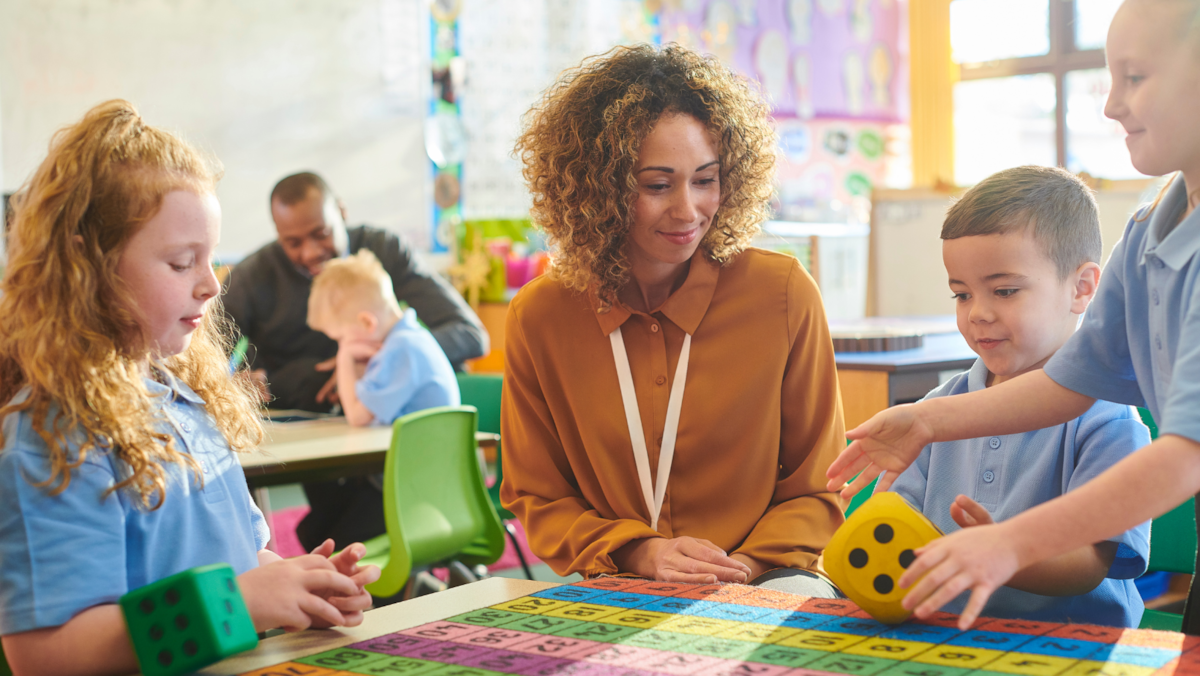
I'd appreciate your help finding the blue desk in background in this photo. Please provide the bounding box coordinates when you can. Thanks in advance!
[833,318,976,429]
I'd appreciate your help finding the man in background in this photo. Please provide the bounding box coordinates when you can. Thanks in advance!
[224,171,487,412]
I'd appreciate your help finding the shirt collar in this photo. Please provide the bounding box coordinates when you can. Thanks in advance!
[591,248,720,336]
[1142,177,1200,271]
[965,358,990,393]
[145,370,207,405]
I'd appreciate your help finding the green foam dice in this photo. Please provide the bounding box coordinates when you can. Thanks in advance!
[119,563,258,676]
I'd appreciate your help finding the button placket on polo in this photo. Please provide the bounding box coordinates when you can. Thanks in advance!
[976,436,1001,505]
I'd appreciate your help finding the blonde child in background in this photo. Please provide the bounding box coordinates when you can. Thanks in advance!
[828,0,1200,632]
[306,249,459,429]
[879,166,1151,626]
[0,100,379,676]
[301,250,458,552]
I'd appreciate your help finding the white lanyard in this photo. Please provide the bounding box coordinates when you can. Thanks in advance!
[609,325,691,531]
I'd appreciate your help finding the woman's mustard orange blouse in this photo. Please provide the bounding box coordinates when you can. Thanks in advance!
[499,247,846,578]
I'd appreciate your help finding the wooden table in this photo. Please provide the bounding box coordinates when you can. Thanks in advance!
[241,418,499,489]
[200,577,555,675]
[833,317,976,430]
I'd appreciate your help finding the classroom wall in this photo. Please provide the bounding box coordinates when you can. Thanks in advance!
[0,0,430,260]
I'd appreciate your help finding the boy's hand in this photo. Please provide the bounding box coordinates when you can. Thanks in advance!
[239,554,364,632]
[898,523,1021,630]
[950,495,994,529]
[339,338,383,361]
[315,357,340,405]
[826,404,935,499]
[307,539,382,628]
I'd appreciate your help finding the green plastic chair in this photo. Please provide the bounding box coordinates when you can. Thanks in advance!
[456,373,534,579]
[359,406,507,598]
[1136,407,1195,632]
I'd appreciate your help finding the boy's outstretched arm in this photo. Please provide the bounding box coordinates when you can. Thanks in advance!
[900,433,1200,629]
[827,371,1096,498]
[950,496,1116,596]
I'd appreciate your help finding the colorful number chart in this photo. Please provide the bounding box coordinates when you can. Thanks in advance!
[242,578,1200,676]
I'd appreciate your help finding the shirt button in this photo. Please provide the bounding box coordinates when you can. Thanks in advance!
[983,470,995,483]
[655,376,666,386]
[988,437,1001,449]
[1153,290,1160,305]
[180,422,192,433]
[1156,335,1163,350]
[651,324,660,333]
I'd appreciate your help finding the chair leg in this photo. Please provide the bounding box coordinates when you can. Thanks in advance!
[505,521,535,581]
[447,560,479,588]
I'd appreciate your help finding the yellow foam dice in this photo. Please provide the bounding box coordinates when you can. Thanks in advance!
[825,491,944,624]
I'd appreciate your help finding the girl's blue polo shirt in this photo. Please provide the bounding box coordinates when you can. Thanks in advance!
[1045,176,1200,445]
[0,376,268,635]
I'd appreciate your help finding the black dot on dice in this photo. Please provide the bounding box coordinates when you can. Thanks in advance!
[899,549,916,568]
[874,574,894,594]
[225,600,234,614]
[174,613,189,630]
[164,588,180,605]
[183,640,199,657]
[139,598,155,614]
[157,650,173,667]
[149,624,164,641]
[849,548,869,568]
[223,620,232,636]
[874,523,894,544]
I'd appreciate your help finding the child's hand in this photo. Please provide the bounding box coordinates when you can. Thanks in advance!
[949,495,994,528]
[826,404,935,499]
[238,554,364,632]
[307,539,383,627]
[315,357,340,405]
[898,523,1021,630]
[339,338,383,361]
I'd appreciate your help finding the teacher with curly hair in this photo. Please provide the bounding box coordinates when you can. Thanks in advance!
[500,44,846,596]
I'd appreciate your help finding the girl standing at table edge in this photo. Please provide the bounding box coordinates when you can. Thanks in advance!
[500,44,847,596]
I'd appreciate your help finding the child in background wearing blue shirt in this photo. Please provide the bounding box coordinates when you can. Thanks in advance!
[306,249,460,428]
[880,166,1151,627]
[829,0,1200,632]
[301,249,459,551]
[0,100,379,676]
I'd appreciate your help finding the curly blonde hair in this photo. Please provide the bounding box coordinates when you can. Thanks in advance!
[514,44,776,309]
[0,100,263,510]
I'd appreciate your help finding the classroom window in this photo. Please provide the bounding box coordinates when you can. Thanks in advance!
[1074,0,1123,50]
[954,75,1057,186]
[1065,68,1143,179]
[951,0,1142,184]
[950,0,1049,63]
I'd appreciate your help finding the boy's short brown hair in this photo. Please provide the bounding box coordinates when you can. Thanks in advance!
[307,249,399,329]
[942,165,1101,279]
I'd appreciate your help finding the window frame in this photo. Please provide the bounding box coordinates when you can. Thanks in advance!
[955,0,1107,169]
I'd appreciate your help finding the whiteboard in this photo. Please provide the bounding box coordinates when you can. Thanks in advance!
[0,0,430,260]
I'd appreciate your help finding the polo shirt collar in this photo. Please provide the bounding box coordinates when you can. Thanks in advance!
[1142,177,1200,271]
[591,248,720,336]
[145,369,207,405]
[965,358,990,393]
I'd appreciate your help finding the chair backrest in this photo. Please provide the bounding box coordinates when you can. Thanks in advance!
[371,406,506,595]
[1139,407,1197,575]
[457,373,503,434]
[457,373,512,518]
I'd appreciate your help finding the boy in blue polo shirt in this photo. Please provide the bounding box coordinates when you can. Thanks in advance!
[879,166,1151,626]
[299,249,460,550]
[307,249,460,428]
